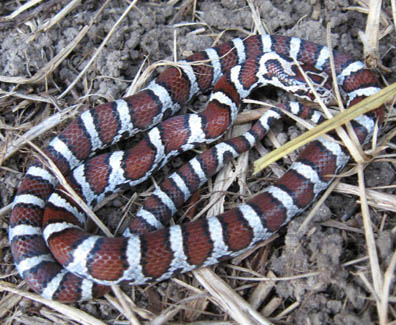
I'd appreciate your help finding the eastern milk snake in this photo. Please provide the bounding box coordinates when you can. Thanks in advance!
[9,34,383,302]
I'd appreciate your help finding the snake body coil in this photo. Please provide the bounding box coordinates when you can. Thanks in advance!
[9,35,383,302]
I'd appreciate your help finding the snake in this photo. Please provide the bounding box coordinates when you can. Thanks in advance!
[9,34,383,302]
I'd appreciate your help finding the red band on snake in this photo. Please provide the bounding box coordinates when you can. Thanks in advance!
[9,34,383,302]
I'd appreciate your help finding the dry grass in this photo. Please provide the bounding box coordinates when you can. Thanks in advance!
[0,0,395,324]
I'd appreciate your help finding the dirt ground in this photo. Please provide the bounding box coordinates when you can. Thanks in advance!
[0,1,395,324]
